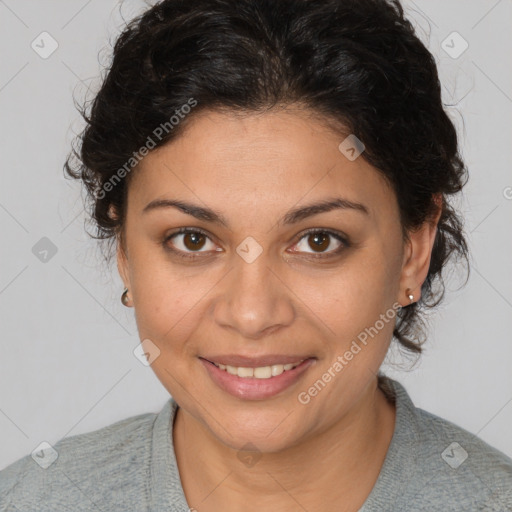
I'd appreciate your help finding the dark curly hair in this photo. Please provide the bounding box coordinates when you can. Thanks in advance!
[65,0,470,358]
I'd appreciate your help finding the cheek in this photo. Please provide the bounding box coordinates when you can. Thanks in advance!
[132,273,211,346]
[126,243,206,342]
[292,247,399,338]
[299,254,400,392]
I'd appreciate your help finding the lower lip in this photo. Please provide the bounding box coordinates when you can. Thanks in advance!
[199,357,316,400]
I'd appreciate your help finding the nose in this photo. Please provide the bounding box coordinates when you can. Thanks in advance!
[212,250,295,340]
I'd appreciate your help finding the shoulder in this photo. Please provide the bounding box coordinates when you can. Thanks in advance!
[0,407,161,512]
[390,379,512,510]
[415,405,512,505]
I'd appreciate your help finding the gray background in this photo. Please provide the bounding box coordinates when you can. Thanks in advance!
[1,0,511,470]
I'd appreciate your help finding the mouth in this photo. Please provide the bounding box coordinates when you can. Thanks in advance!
[199,356,316,400]
[204,358,305,379]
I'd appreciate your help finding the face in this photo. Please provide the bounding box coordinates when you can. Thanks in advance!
[117,108,435,454]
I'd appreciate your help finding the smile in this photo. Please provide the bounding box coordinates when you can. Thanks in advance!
[210,360,305,379]
[199,357,316,400]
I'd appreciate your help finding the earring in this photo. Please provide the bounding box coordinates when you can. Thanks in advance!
[406,288,414,304]
[121,288,131,307]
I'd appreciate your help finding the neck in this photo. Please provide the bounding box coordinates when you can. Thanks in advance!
[173,378,396,512]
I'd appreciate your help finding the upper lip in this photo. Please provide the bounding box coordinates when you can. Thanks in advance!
[200,354,314,368]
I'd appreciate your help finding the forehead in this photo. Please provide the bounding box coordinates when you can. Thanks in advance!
[129,109,397,224]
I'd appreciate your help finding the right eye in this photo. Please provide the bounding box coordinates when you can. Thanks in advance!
[163,227,221,259]
[163,228,220,258]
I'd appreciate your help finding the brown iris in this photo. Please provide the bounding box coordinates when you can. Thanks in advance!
[183,232,207,251]
[308,232,330,252]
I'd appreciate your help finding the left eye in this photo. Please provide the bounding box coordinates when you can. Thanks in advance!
[291,230,346,255]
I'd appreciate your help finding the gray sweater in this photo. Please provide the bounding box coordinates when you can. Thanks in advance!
[1,377,511,511]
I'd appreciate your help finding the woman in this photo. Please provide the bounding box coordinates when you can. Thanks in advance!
[1,0,511,510]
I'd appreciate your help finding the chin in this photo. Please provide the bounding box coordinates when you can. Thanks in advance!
[206,408,305,455]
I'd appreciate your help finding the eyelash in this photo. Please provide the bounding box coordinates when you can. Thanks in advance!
[162,227,350,261]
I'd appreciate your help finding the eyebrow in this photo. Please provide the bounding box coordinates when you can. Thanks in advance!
[142,197,369,228]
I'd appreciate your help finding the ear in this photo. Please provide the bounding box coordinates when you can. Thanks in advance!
[109,203,131,290]
[116,233,131,291]
[398,193,443,304]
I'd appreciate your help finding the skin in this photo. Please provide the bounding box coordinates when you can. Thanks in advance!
[117,108,441,511]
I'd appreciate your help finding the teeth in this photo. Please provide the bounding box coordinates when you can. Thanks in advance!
[212,360,305,379]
